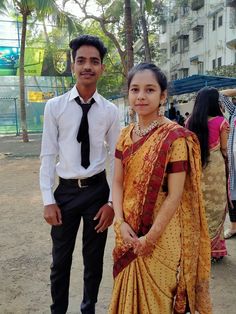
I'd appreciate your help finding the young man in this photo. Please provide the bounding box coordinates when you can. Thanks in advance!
[40,35,120,314]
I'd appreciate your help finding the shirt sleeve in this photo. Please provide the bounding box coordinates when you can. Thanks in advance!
[39,100,59,205]
[40,99,59,157]
[105,107,121,201]
[220,94,236,115]
[39,155,57,205]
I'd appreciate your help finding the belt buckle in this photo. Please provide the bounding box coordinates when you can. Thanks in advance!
[78,179,88,188]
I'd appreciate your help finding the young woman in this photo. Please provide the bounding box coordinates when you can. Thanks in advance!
[109,63,212,314]
[187,87,229,262]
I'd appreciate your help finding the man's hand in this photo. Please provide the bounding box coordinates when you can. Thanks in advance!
[94,203,114,233]
[44,204,62,226]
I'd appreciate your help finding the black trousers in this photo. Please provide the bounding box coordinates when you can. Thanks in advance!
[50,172,109,314]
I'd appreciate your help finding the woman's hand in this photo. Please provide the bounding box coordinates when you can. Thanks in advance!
[133,234,156,256]
[120,222,138,246]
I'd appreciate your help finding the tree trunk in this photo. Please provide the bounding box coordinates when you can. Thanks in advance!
[19,12,29,142]
[124,0,134,74]
[139,0,151,62]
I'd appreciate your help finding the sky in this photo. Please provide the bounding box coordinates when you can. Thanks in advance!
[56,0,99,18]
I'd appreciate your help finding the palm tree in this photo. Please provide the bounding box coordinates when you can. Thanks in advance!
[1,0,77,142]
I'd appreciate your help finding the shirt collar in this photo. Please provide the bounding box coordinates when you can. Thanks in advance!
[69,85,100,105]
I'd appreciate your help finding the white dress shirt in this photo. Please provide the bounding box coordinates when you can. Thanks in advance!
[39,85,120,205]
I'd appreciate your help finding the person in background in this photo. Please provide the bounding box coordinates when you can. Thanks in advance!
[219,90,236,239]
[109,63,212,314]
[168,102,177,120]
[187,87,229,262]
[176,110,185,126]
[185,111,190,120]
[39,34,120,314]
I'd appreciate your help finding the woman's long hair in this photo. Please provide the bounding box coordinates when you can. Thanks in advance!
[188,87,223,167]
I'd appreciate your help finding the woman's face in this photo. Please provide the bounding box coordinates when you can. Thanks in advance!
[128,69,166,119]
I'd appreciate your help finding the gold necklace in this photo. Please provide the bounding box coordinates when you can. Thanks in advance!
[134,120,161,137]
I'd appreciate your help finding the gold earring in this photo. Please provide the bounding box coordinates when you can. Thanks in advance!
[158,106,165,116]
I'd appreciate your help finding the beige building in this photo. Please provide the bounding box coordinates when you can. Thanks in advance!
[158,0,236,81]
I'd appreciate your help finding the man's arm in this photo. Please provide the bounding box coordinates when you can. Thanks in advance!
[93,106,120,233]
[105,107,121,201]
[40,100,61,225]
[220,88,236,97]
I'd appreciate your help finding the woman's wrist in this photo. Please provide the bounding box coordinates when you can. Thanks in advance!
[115,217,125,229]
[144,233,156,247]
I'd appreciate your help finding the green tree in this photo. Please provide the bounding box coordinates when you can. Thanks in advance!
[137,0,152,61]
[207,65,236,77]
[124,0,134,72]
[0,0,77,142]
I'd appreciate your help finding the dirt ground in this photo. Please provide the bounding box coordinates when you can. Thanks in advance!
[0,134,235,314]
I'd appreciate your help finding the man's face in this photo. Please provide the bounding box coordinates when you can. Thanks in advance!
[71,45,104,88]
[232,98,236,105]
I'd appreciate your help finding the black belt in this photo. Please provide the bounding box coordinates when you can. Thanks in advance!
[59,170,106,188]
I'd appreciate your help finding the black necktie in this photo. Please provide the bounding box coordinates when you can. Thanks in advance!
[75,96,95,169]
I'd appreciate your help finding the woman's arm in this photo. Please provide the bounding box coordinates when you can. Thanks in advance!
[112,158,138,242]
[133,170,186,255]
[112,158,124,221]
[147,171,186,242]
[220,122,229,158]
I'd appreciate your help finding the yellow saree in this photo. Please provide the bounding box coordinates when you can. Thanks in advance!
[109,123,212,314]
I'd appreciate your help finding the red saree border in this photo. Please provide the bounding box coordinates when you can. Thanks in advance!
[115,149,122,159]
[167,160,188,173]
[113,125,193,277]
[139,127,192,235]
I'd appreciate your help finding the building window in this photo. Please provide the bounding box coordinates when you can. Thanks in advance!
[171,42,178,55]
[180,35,189,53]
[183,35,189,51]
[218,57,222,67]
[180,68,188,78]
[192,25,204,42]
[171,73,178,81]
[212,16,216,31]
[181,6,190,16]
[198,62,204,74]
[218,15,223,27]
[212,59,216,69]
[162,22,167,34]
[171,13,178,23]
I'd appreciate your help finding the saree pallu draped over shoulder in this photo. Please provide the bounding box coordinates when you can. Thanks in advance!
[109,123,212,314]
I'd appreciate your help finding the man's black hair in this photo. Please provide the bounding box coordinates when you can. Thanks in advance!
[69,34,107,63]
